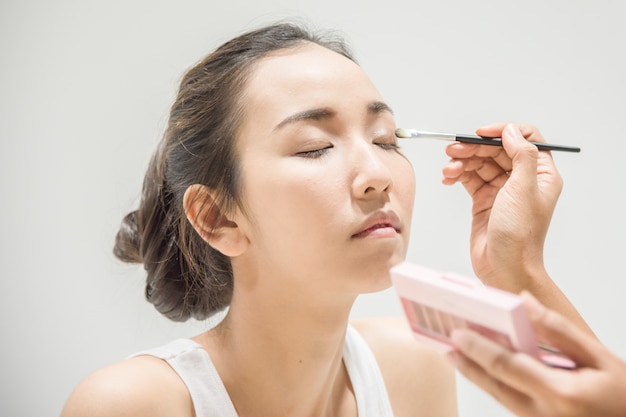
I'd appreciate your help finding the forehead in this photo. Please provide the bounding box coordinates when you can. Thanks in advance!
[240,43,383,125]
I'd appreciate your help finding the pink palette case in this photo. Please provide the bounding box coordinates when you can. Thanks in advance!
[391,261,575,369]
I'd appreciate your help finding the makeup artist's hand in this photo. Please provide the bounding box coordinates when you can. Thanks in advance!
[449,292,626,417]
[442,123,594,334]
[441,123,562,291]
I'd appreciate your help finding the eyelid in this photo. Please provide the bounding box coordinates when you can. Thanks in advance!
[376,142,400,150]
[295,144,333,159]
[373,131,400,149]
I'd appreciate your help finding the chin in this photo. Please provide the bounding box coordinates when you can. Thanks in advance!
[343,246,407,293]
[356,264,395,294]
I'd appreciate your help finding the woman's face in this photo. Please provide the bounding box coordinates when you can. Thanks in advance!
[233,42,416,295]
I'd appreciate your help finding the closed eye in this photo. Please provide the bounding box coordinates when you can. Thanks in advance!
[375,142,400,150]
[374,135,401,151]
[296,146,333,159]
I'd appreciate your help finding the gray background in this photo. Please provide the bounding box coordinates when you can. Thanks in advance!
[2,0,625,416]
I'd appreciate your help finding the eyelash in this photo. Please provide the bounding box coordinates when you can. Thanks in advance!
[375,142,400,151]
[296,140,400,159]
[296,146,333,159]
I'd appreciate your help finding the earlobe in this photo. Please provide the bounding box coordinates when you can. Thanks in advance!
[183,184,248,257]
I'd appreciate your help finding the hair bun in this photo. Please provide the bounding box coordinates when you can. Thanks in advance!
[113,210,142,263]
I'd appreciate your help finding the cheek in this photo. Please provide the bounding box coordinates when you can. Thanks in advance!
[282,176,346,234]
[391,161,416,246]
[394,161,417,210]
[241,165,344,233]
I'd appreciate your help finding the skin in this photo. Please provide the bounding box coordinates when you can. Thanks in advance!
[62,43,595,417]
[450,292,626,417]
[441,123,593,335]
[443,123,626,415]
[61,43,457,417]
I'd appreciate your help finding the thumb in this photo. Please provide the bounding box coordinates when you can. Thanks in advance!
[502,123,540,185]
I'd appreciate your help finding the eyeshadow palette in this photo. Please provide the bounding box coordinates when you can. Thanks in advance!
[391,261,575,369]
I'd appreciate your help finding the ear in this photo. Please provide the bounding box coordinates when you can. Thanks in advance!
[183,184,249,257]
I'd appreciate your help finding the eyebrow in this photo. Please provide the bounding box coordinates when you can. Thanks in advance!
[274,101,394,131]
[368,101,394,115]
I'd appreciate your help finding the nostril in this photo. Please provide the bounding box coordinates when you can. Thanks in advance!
[350,150,394,196]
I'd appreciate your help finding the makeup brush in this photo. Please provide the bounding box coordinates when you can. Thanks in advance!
[395,128,580,153]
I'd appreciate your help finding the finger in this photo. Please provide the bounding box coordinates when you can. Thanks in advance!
[444,171,505,205]
[477,123,559,190]
[476,122,549,148]
[475,122,546,144]
[445,142,503,159]
[521,292,605,368]
[479,121,556,167]
[474,159,510,184]
[445,133,514,173]
[442,170,485,194]
[517,123,547,144]
[442,159,465,179]
[443,158,500,179]
[500,124,541,186]
[442,159,490,185]
[451,329,557,396]
[450,350,539,417]
[442,159,470,186]
[445,143,480,159]
[475,122,508,138]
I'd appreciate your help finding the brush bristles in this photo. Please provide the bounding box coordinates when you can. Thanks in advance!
[395,128,415,138]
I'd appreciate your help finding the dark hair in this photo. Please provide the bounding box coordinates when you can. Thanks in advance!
[113,22,356,321]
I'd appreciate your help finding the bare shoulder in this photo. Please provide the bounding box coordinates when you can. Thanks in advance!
[349,316,447,371]
[60,355,192,417]
[350,316,458,417]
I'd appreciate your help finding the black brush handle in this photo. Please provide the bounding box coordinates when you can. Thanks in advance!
[456,134,581,153]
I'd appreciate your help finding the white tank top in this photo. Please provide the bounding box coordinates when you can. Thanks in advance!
[132,325,394,416]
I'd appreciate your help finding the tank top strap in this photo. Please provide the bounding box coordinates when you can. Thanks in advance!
[133,327,394,416]
[131,339,237,417]
[343,325,395,416]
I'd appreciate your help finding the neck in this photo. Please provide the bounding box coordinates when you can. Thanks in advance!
[196,275,358,417]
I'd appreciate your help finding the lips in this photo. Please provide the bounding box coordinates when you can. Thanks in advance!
[352,212,401,239]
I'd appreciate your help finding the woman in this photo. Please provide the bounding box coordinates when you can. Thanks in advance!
[60,21,586,417]
[61,22,456,417]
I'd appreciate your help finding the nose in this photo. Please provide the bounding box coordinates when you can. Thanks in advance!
[350,141,394,198]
